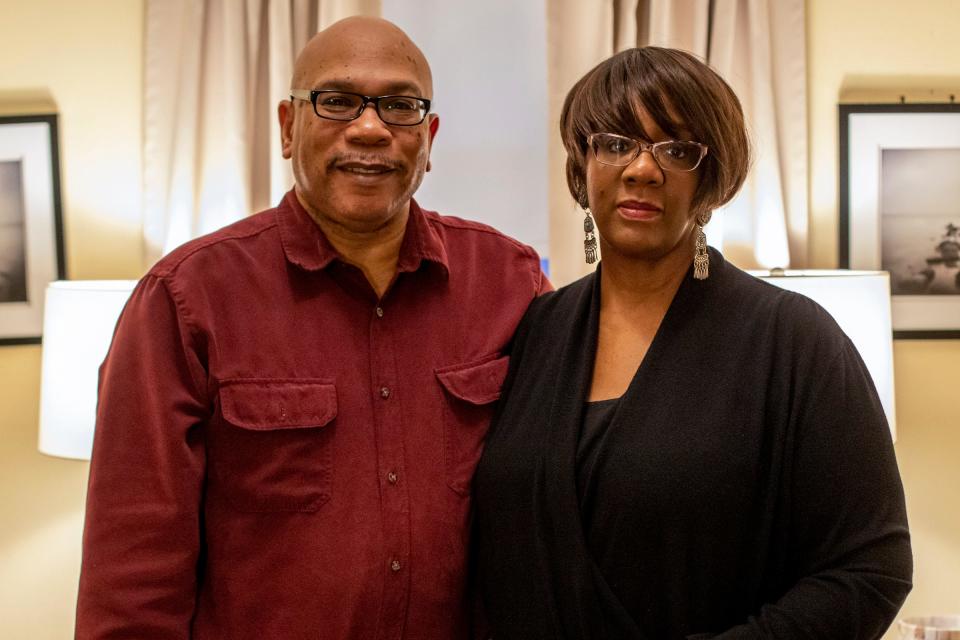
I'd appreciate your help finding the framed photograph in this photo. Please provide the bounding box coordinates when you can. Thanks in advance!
[0,114,65,345]
[840,103,960,339]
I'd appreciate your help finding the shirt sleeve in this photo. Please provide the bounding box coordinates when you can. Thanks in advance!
[711,338,912,640]
[536,269,554,295]
[76,274,209,639]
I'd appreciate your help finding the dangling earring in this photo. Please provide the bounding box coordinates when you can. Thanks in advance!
[583,209,598,264]
[693,211,712,280]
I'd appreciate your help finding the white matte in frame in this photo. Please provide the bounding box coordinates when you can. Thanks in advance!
[847,111,960,332]
[0,120,59,338]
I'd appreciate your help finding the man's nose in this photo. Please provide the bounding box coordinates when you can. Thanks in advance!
[346,104,391,144]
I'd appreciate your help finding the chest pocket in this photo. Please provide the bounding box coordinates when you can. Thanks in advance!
[436,354,509,496]
[211,379,337,512]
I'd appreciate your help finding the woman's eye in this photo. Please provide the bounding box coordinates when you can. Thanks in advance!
[664,144,688,159]
[607,139,630,153]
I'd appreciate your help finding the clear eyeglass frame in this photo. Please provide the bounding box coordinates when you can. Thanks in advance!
[290,89,431,126]
[587,132,709,172]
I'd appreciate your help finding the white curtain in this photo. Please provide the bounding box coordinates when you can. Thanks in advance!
[547,0,619,286]
[547,0,807,284]
[705,0,808,270]
[142,0,379,267]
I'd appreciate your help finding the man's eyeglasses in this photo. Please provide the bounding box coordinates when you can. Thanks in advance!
[290,89,431,126]
[587,133,708,172]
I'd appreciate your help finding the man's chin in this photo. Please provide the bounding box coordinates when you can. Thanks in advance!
[319,199,410,234]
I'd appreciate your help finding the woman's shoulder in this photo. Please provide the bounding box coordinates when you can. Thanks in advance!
[524,270,597,325]
[506,270,597,363]
[716,259,851,358]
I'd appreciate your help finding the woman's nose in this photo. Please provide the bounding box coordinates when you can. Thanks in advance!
[621,148,664,185]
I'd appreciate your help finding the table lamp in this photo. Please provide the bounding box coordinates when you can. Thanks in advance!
[38,280,137,459]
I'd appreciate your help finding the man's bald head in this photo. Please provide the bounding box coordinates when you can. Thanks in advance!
[292,16,433,99]
[278,15,439,247]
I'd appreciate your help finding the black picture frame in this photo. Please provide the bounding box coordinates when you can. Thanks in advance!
[839,103,960,339]
[0,113,66,346]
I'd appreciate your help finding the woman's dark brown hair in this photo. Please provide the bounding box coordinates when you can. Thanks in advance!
[560,46,750,213]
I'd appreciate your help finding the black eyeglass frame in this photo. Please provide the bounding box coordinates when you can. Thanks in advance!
[587,132,709,172]
[290,89,432,126]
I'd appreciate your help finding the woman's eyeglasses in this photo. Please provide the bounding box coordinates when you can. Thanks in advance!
[588,133,708,172]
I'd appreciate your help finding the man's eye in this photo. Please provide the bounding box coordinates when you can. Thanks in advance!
[383,98,418,111]
[320,95,357,109]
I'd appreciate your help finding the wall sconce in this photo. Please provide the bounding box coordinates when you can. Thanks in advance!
[38,280,136,459]
[750,269,897,439]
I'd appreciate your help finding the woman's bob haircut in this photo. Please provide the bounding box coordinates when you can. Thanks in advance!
[560,46,750,214]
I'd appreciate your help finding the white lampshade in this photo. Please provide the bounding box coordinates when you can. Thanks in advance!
[38,280,137,459]
[750,270,897,440]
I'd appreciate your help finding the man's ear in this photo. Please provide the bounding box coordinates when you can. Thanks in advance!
[278,99,294,159]
[426,114,440,172]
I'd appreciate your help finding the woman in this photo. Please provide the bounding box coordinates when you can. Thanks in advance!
[473,47,911,639]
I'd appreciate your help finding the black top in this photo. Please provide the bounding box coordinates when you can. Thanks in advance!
[474,249,912,640]
[577,398,621,509]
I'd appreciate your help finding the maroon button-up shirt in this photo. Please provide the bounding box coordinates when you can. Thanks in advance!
[77,191,548,639]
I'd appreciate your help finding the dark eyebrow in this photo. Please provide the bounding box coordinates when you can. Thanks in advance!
[314,79,426,98]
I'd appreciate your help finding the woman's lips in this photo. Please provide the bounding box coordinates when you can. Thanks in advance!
[616,200,662,220]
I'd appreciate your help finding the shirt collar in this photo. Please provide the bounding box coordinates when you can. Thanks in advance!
[276,189,449,277]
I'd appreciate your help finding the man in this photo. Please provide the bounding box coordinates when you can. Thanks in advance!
[76,16,547,639]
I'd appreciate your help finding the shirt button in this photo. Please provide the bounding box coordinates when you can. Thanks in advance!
[390,560,401,572]
[375,306,384,318]
[380,386,391,399]
[387,471,398,484]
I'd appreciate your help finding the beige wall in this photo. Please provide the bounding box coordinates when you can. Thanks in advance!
[0,0,144,637]
[0,0,958,637]
[809,0,960,635]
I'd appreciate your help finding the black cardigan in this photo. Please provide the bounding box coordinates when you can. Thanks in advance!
[474,249,911,640]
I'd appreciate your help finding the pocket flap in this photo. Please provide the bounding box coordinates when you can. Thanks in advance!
[435,355,509,405]
[219,379,337,431]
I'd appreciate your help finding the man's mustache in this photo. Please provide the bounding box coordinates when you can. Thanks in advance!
[328,154,403,170]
